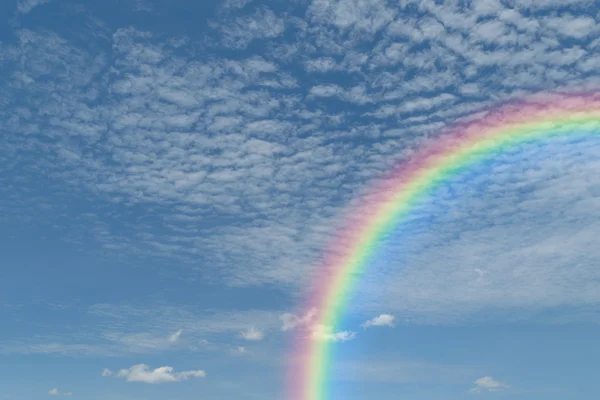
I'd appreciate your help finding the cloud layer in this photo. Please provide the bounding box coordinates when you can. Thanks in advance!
[1,0,600,370]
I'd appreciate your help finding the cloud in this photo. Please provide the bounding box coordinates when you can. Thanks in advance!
[239,327,264,341]
[230,346,248,355]
[168,329,183,343]
[279,310,354,341]
[310,324,356,342]
[361,314,395,328]
[213,7,285,49]
[114,364,206,384]
[0,305,284,358]
[353,132,600,324]
[308,0,396,36]
[102,368,113,377]
[16,0,50,14]
[280,309,317,331]
[2,0,600,342]
[48,388,72,396]
[469,376,509,393]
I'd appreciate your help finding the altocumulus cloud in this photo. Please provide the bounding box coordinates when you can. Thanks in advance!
[2,0,600,367]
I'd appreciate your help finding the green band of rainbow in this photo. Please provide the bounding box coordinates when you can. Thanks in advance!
[287,93,600,400]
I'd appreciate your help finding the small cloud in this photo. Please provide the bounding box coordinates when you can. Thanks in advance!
[133,0,153,12]
[231,346,247,355]
[48,388,72,396]
[281,308,317,331]
[115,364,206,384]
[469,376,509,393]
[239,327,264,341]
[361,314,396,328]
[168,329,183,343]
[16,0,50,14]
[310,324,356,342]
[101,368,112,377]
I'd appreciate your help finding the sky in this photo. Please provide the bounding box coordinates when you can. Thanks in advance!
[1,0,600,399]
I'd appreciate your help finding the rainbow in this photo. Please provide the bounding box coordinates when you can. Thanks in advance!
[288,92,600,400]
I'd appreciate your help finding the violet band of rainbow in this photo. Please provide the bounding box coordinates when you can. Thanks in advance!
[287,93,600,400]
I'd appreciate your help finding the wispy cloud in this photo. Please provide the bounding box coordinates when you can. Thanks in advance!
[239,327,265,341]
[230,346,248,355]
[48,388,72,396]
[332,356,477,385]
[168,330,183,344]
[0,304,282,357]
[16,0,50,14]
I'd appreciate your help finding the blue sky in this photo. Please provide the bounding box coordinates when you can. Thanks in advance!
[1,0,600,399]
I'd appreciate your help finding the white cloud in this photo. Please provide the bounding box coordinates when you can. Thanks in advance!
[308,0,396,36]
[115,364,206,384]
[214,7,285,49]
[16,0,50,14]
[48,388,72,396]
[309,84,344,98]
[310,324,356,342]
[304,57,338,73]
[361,314,395,328]
[133,0,153,12]
[334,357,476,384]
[543,15,598,39]
[469,376,509,393]
[231,346,248,355]
[239,327,264,341]
[280,308,317,331]
[168,329,183,343]
[280,310,355,342]
[102,368,112,377]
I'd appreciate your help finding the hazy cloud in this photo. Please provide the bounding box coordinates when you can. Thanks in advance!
[239,327,265,341]
[48,388,72,396]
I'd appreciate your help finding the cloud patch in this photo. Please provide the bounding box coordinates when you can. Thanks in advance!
[239,327,265,341]
[469,376,509,393]
[16,0,50,14]
[280,309,317,332]
[112,364,206,384]
[48,388,72,396]
[361,314,395,328]
[168,329,183,343]
[310,324,356,342]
